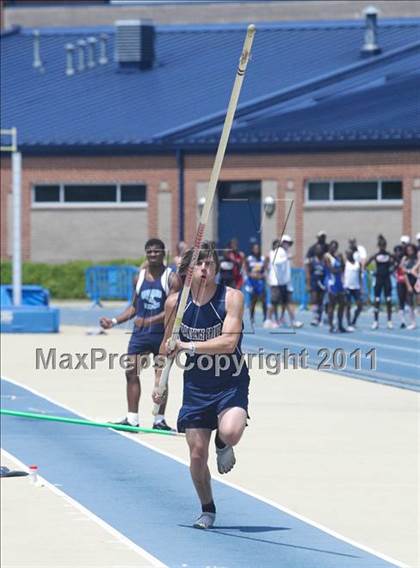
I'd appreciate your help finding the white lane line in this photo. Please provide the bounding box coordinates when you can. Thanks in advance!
[1,375,409,568]
[246,332,420,370]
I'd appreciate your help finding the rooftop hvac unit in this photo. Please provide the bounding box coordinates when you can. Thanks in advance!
[115,20,155,70]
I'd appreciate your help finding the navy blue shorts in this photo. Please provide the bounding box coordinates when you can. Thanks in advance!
[346,288,361,302]
[127,331,163,356]
[177,377,250,433]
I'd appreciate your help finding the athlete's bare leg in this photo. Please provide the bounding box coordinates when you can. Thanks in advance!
[186,429,213,505]
[125,355,141,413]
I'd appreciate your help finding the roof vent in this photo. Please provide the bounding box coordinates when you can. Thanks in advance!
[361,6,381,57]
[32,30,43,70]
[99,33,109,65]
[115,20,155,70]
[77,39,87,72]
[65,43,75,76]
[87,37,97,69]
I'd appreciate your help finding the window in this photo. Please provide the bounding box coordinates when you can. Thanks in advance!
[33,183,147,205]
[333,182,377,201]
[382,181,403,200]
[306,180,402,203]
[64,185,117,202]
[218,181,261,201]
[121,184,147,202]
[307,182,329,201]
[33,185,60,202]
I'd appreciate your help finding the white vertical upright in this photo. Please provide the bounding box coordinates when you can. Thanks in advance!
[12,150,22,306]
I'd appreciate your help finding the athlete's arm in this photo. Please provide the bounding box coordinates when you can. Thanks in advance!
[99,285,137,329]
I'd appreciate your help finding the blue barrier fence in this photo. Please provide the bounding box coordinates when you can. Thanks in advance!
[245,268,398,310]
[85,266,138,305]
[85,266,398,309]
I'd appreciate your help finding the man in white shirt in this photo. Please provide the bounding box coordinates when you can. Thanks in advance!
[349,238,367,269]
[264,235,303,328]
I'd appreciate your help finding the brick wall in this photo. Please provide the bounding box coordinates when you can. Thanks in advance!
[0,154,179,261]
[1,149,419,264]
[184,150,420,265]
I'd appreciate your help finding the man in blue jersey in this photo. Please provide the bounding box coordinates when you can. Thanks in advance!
[153,241,250,529]
[100,238,180,431]
[245,242,267,326]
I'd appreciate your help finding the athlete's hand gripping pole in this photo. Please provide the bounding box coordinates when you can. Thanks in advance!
[152,24,256,416]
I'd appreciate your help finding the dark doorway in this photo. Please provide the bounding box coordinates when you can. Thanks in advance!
[217,181,261,254]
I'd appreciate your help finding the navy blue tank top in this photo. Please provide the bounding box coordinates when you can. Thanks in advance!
[179,284,249,387]
[134,270,169,335]
[309,257,326,286]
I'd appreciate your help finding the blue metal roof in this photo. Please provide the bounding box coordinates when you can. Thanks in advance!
[1,20,420,151]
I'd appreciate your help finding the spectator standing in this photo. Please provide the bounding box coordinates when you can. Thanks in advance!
[305,243,326,326]
[366,235,396,330]
[227,238,245,289]
[394,245,407,328]
[264,239,281,328]
[245,242,267,326]
[344,249,363,331]
[100,238,180,430]
[219,244,236,288]
[271,235,303,329]
[306,230,329,259]
[401,244,418,330]
[325,240,347,333]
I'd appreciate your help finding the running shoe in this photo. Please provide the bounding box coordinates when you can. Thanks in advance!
[193,512,216,529]
[387,321,393,330]
[407,323,417,330]
[109,417,139,432]
[400,322,406,329]
[216,445,236,474]
[346,326,355,332]
[371,321,379,330]
[153,419,175,432]
[338,327,348,333]
[310,319,320,326]
[292,321,303,329]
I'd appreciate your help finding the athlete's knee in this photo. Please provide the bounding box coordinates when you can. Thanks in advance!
[125,368,139,383]
[189,445,208,467]
[222,431,243,447]
[218,421,246,447]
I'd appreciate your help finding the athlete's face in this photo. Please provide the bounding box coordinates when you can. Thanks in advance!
[145,245,165,267]
[193,255,217,284]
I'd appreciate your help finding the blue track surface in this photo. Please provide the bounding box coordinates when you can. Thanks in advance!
[58,306,420,391]
[241,311,419,392]
[1,378,401,568]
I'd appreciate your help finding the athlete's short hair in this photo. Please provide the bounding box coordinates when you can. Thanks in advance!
[179,241,220,277]
[145,238,165,251]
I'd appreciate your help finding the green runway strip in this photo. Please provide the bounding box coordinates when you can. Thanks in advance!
[0,408,180,436]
